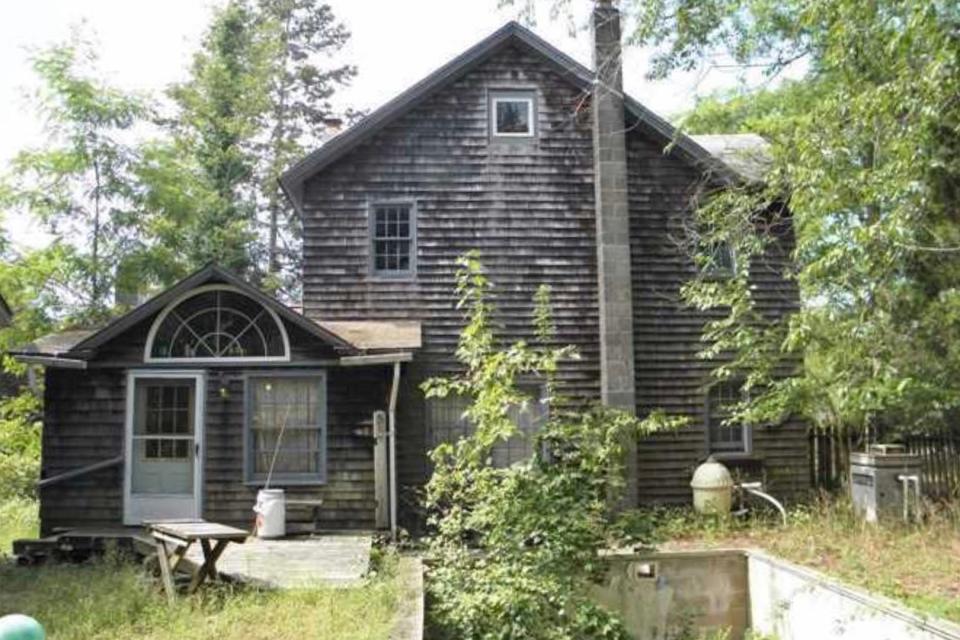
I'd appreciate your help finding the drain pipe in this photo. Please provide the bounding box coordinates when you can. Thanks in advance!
[738,482,788,526]
[388,360,401,540]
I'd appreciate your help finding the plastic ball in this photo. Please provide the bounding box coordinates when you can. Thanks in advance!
[0,614,45,640]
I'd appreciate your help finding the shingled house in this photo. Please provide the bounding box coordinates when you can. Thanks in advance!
[13,3,808,537]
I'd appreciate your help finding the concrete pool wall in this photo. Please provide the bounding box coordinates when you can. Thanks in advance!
[593,549,960,640]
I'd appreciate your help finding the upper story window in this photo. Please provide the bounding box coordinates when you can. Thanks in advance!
[371,202,416,277]
[706,381,751,455]
[490,90,537,139]
[145,285,290,363]
[701,240,736,278]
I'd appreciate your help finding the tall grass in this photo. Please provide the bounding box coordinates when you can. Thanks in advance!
[0,497,38,557]
[0,500,400,640]
[623,495,960,623]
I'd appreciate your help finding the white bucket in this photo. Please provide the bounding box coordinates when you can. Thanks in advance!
[253,489,286,539]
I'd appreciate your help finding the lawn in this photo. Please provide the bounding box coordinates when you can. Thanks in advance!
[0,501,400,640]
[626,495,960,623]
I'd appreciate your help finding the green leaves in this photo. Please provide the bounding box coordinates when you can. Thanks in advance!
[424,254,674,639]
[3,34,151,316]
[633,0,960,438]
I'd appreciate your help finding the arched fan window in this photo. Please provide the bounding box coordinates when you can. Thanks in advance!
[146,285,289,362]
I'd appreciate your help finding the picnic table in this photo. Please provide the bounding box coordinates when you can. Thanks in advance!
[146,520,248,602]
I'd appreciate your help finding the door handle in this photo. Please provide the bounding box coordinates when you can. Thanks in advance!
[195,443,200,458]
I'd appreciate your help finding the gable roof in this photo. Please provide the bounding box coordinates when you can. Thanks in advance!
[279,21,744,212]
[0,293,11,328]
[49,264,358,359]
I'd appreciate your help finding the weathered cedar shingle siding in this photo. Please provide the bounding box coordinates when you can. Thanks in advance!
[626,132,809,502]
[39,306,388,534]
[40,369,125,533]
[302,45,603,499]
[300,44,809,510]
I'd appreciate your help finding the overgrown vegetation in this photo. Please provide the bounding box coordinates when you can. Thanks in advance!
[634,0,960,443]
[623,496,960,624]
[424,253,682,640]
[0,0,355,506]
[0,500,399,640]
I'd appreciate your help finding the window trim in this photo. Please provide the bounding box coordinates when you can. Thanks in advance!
[488,89,538,140]
[144,284,291,364]
[243,370,328,486]
[368,200,418,279]
[705,380,752,458]
[425,382,549,468]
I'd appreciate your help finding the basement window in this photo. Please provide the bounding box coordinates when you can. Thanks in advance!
[370,202,416,277]
[706,381,751,455]
[490,90,536,139]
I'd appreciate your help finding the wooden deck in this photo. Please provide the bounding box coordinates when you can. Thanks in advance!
[185,534,373,588]
[13,528,374,589]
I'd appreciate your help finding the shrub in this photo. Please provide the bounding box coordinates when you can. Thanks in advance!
[424,252,682,640]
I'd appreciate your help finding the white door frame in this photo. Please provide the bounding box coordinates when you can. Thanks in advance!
[123,369,206,525]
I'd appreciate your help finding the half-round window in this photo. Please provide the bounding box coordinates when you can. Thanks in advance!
[146,286,289,361]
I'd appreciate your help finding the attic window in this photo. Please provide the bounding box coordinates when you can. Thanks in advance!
[490,90,536,139]
[146,285,290,362]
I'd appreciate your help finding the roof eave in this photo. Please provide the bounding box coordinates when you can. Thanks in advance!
[70,264,360,356]
[279,21,750,200]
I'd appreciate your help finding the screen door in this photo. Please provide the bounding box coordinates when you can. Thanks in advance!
[124,373,203,524]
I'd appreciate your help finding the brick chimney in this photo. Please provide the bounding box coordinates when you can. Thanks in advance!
[592,0,638,503]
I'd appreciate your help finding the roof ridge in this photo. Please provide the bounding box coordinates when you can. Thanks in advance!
[279,20,744,212]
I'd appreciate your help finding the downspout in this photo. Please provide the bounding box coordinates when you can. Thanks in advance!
[388,360,402,539]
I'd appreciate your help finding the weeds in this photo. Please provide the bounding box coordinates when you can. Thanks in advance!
[0,500,400,640]
[620,494,960,623]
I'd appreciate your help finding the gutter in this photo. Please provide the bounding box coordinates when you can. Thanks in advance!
[340,352,414,366]
[11,354,88,369]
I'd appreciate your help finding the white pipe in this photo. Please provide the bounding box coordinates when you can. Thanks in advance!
[897,474,921,523]
[739,482,788,526]
[388,360,401,540]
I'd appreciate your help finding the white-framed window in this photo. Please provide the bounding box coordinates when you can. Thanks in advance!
[244,373,327,485]
[370,202,416,277]
[706,381,751,455]
[426,384,549,468]
[490,90,536,138]
[145,284,290,363]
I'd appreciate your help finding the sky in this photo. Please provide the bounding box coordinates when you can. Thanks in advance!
[0,0,765,249]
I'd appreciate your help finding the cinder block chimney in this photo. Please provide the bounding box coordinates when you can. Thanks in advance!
[592,0,638,503]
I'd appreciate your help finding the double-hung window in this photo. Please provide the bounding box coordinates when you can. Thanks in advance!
[245,373,327,484]
[371,203,415,277]
[706,381,750,455]
[426,384,549,468]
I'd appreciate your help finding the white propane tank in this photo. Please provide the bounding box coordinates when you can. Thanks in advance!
[690,456,733,515]
[254,489,286,538]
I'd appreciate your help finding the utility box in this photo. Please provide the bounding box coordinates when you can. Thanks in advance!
[850,444,921,523]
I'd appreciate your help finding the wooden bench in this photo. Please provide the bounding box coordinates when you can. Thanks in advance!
[146,520,248,602]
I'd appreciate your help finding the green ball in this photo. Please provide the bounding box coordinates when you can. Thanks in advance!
[0,614,45,640]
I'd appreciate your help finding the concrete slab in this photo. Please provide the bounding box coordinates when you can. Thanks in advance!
[187,534,372,588]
